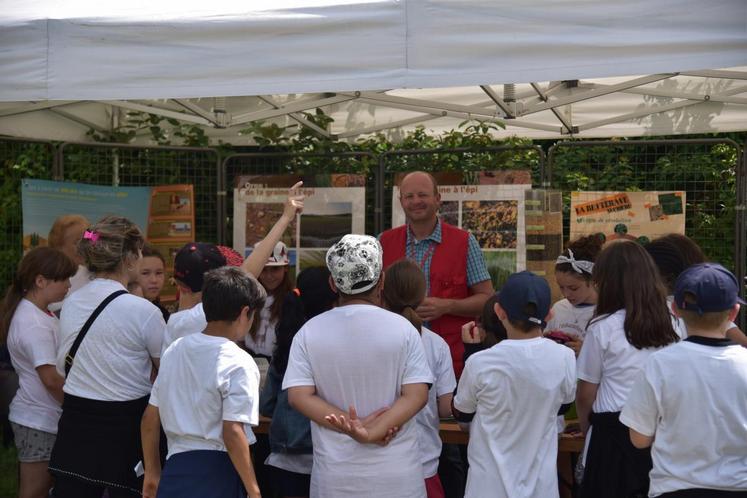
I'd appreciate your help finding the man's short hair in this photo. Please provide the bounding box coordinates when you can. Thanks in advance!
[202,267,266,322]
[400,171,439,196]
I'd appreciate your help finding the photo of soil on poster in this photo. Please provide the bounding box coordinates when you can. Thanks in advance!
[570,191,685,243]
[233,174,365,273]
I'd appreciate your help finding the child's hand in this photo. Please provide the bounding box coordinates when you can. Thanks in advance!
[142,472,159,498]
[282,181,304,219]
[361,407,399,446]
[325,406,370,444]
[566,337,583,357]
[461,321,485,344]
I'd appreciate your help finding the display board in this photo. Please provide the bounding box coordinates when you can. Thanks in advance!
[233,174,366,274]
[570,191,686,244]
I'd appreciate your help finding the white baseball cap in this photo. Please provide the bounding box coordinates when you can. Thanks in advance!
[254,241,290,266]
[326,235,382,295]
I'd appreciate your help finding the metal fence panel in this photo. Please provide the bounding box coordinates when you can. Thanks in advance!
[59,142,221,243]
[0,138,57,292]
[222,152,378,247]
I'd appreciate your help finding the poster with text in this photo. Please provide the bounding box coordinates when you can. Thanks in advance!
[233,174,366,275]
[570,191,686,244]
[391,171,532,289]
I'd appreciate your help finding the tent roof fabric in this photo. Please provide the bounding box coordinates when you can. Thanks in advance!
[1,1,746,142]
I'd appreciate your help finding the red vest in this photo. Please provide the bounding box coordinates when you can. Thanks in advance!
[380,222,471,377]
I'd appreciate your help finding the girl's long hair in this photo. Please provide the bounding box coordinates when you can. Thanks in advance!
[249,268,294,341]
[0,247,77,343]
[591,240,679,349]
[381,259,427,331]
[272,267,337,374]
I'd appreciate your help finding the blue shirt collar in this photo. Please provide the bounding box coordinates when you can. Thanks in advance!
[406,219,442,245]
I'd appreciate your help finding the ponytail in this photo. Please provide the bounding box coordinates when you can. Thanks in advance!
[382,259,427,332]
[0,278,25,344]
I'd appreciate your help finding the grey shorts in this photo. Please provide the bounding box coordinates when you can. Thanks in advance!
[10,422,56,463]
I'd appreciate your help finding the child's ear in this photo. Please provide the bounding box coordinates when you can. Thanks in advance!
[34,274,47,289]
[670,300,682,318]
[493,302,508,321]
[728,303,740,322]
[544,308,554,323]
[328,275,338,293]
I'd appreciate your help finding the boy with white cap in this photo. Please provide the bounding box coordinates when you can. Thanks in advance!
[283,234,432,498]
[621,263,747,497]
[452,271,576,498]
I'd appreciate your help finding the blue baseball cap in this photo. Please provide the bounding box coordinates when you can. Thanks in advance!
[497,271,551,327]
[673,263,746,315]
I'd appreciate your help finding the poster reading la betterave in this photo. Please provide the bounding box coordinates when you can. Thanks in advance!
[570,191,686,244]
[233,174,366,274]
[391,171,532,288]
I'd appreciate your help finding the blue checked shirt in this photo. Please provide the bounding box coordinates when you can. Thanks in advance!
[405,220,491,295]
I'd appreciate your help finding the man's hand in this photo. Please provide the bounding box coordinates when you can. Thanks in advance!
[282,181,304,219]
[461,321,485,344]
[416,297,453,322]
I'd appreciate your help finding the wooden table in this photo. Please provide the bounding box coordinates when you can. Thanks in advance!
[256,416,585,454]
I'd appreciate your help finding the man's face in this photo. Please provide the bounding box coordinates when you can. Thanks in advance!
[399,173,440,224]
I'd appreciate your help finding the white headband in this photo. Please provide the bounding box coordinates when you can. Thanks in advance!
[556,248,594,275]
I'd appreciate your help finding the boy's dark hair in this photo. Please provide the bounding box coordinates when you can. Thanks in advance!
[141,243,166,265]
[645,234,706,293]
[202,267,266,323]
[480,295,507,345]
[508,303,541,333]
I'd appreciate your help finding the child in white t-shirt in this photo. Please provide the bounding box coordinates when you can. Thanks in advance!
[0,247,76,498]
[576,240,680,498]
[621,263,747,497]
[141,267,267,498]
[284,235,432,498]
[453,271,576,498]
[382,259,457,498]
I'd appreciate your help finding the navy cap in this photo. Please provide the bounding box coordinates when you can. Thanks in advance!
[497,271,551,328]
[673,263,746,315]
[174,242,227,292]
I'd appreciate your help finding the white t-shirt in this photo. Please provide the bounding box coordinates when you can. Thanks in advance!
[621,339,747,496]
[577,309,677,413]
[49,265,91,313]
[151,333,259,458]
[666,296,691,340]
[283,304,432,498]
[244,295,276,357]
[545,299,595,339]
[7,299,62,434]
[417,327,456,478]
[162,303,206,355]
[57,278,165,401]
[454,337,576,498]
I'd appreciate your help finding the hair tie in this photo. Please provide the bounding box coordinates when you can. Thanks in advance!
[555,248,594,275]
[83,230,100,244]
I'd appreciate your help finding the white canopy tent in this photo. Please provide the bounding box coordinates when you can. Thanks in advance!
[1,0,747,143]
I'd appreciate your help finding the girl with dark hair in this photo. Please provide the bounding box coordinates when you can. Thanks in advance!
[260,266,338,498]
[245,241,295,360]
[0,247,76,498]
[49,215,166,498]
[381,259,456,498]
[646,233,747,347]
[576,240,681,498]
[546,234,605,356]
[136,243,169,322]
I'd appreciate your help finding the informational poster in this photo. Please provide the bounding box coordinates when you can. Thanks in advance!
[21,179,151,250]
[22,179,195,301]
[570,191,686,244]
[146,185,196,300]
[391,171,532,289]
[524,189,564,301]
[233,174,366,275]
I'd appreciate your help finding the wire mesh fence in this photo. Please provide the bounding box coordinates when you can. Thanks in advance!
[0,138,56,292]
[59,143,221,243]
[546,139,743,273]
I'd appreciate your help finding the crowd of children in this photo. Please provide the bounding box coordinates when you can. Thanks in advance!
[1,178,747,498]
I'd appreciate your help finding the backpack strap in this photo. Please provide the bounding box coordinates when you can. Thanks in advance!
[64,290,128,377]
